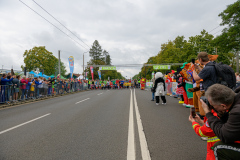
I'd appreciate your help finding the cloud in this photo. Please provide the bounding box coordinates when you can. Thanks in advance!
[0,0,236,78]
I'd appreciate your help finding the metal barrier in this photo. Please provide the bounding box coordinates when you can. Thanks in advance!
[0,82,88,105]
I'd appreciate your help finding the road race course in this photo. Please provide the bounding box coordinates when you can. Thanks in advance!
[0,89,206,160]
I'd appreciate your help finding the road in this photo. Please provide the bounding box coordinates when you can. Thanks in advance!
[0,89,206,160]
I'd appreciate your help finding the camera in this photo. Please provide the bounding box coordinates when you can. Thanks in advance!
[200,96,213,109]
[191,58,195,64]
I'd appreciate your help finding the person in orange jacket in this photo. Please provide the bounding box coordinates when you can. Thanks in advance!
[189,109,220,160]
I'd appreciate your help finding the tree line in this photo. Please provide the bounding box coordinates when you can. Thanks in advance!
[133,0,240,80]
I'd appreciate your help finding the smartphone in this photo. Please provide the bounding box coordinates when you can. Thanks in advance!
[191,107,196,118]
[191,58,195,64]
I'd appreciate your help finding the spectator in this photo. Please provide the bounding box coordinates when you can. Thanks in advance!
[47,77,53,95]
[34,77,41,97]
[29,78,35,98]
[0,73,13,85]
[20,76,27,100]
[12,75,20,101]
[235,72,240,89]
[25,78,30,99]
[201,84,240,159]
[38,77,44,97]
[236,72,240,82]
[189,109,220,160]
[193,52,218,91]
[151,74,155,101]
[43,78,48,96]
[6,75,13,101]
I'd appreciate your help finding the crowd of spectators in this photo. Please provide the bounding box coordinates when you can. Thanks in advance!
[0,73,86,103]
[87,79,140,90]
[189,52,240,160]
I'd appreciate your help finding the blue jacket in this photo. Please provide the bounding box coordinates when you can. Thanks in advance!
[0,78,13,85]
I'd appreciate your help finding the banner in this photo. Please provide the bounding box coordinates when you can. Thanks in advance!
[98,70,101,79]
[146,82,153,89]
[99,66,116,70]
[68,56,74,79]
[171,82,178,96]
[90,66,94,81]
[153,65,171,70]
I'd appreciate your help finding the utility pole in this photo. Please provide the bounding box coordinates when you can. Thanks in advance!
[58,50,61,78]
[83,53,84,79]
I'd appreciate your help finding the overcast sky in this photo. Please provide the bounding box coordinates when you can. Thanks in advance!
[0,0,236,78]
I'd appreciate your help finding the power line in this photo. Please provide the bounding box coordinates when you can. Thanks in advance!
[19,0,89,50]
[212,29,223,35]
[208,26,220,33]
[32,0,91,49]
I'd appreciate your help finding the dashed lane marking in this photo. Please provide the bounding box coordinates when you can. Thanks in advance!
[0,113,51,135]
[75,98,90,104]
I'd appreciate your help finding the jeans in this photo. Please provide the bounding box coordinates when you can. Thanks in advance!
[152,92,155,100]
[48,86,52,95]
[21,89,26,100]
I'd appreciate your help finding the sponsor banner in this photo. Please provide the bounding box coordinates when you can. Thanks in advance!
[99,66,116,70]
[171,82,178,96]
[68,56,74,79]
[153,65,171,70]
[146,82,153,88]
[90,66,94,81]
[98,70,101,79]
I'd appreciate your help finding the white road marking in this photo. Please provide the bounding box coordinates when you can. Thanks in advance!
[0,113,51,135]
[127,89,135,160]
[97,93,103,95]
[75,98,90,104]
[133,88,151,160]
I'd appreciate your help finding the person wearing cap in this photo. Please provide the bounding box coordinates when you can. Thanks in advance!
[192,52,218,92]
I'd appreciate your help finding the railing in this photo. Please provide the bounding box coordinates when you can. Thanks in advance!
[0,82,88,105]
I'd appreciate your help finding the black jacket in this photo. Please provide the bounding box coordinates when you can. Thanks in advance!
[206,90,240,143]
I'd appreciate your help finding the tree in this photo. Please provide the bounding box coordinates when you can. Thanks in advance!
[21,46,64,76]
[55,60,67,76]
[213,1,240,70]
[89,40,104,61]
[103,50,111,65]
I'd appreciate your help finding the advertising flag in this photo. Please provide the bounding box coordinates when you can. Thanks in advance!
[68,56,74,79]
[90,66,94,80]
[98,70,101,80]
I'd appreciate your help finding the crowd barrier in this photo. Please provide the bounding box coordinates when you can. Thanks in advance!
[0,82,88,105]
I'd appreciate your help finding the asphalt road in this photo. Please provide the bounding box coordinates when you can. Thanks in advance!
[0,89,206,160]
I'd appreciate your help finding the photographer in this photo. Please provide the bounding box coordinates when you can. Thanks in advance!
[201,84,240,159]
[192,52,218,92]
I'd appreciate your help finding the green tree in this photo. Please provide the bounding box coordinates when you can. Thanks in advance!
[213,1,240,70]
[89,40,104,61]
[21,46,63,76]
[103,50,111,65]
[55,60,67,76]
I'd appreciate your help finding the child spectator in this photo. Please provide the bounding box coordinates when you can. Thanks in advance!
[189,109,220,160]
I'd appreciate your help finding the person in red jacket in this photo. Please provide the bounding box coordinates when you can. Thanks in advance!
[189,109,220,160]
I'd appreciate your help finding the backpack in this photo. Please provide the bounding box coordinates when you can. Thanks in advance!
[210,62,236,89]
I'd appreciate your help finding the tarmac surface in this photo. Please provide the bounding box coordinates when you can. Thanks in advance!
[0,88,206,160]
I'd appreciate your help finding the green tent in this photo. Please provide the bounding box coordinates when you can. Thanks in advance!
[50,75,55,78]
[66,73,78,79]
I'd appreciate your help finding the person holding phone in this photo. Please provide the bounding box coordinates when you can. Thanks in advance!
[189,108,220,160]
